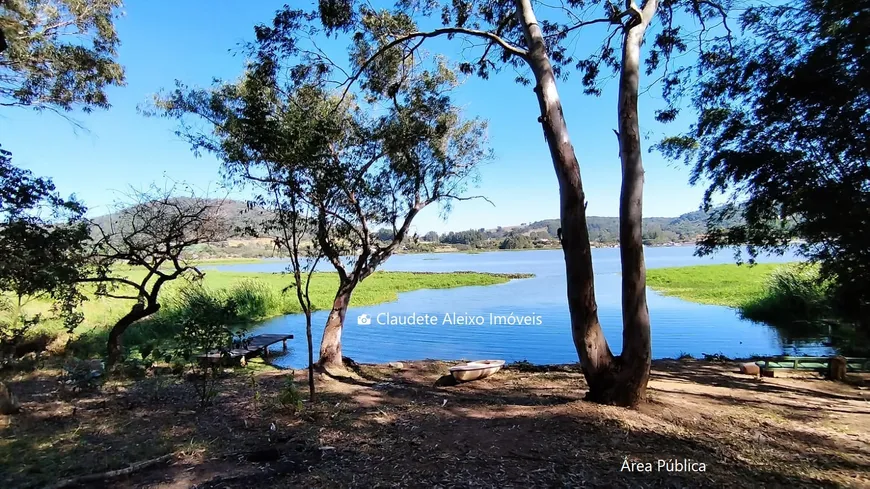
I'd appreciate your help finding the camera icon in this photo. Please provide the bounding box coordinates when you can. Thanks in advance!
[357,314,372,325]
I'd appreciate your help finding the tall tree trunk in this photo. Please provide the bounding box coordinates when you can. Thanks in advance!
[317,283,353,369]
[609,0,658,406]
[106,302,160,368]
[514,0,618,394]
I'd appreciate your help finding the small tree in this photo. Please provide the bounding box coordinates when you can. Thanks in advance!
[151,34,492,369]
[84,184,231,367]
[171,286,246,408]
[253,182,322,401]
[0,145,88,355]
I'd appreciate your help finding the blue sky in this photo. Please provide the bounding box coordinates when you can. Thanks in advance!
[1,1,706,234]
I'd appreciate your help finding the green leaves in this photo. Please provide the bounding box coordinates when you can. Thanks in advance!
[0,146,89,307]
[664,0,870,325]
[0,0,125,111]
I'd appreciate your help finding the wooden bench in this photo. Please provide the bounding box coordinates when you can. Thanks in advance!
[754,356,870,373]
[197,333,293,366]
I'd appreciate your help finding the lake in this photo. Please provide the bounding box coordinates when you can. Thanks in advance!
[207,246,831,368]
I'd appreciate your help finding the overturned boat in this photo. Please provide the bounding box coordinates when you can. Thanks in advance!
[449,360,505,382]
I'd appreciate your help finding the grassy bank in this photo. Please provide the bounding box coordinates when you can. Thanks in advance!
[11,270,531,359]
[648,263,870,355]
[646,263,788,307]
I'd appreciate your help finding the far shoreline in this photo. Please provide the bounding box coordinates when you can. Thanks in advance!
[189,241,702,262]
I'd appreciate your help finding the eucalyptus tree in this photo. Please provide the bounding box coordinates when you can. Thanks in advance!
[264,0,729,404]
[609,0,660,404]
[150,27,491,368]
[0,0,125,112]
[317,0,640,403]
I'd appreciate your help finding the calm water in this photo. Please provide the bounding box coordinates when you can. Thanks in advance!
[208,246,830,368]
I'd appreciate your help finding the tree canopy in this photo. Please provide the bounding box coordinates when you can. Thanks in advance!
[0,0,125,112]
[0,145,89,340]
[658,0,870,323]
[85,184,233,365]
[149,9,493,366]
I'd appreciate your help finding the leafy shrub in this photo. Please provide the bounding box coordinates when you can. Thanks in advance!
[0,297,42,362]
[499,234,534,250]
[740,265,832,326]
[170,285,250,408]
[226,280,278,320]
[117,356,153,379]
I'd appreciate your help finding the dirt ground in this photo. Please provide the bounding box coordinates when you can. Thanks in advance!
[2,359,869,488]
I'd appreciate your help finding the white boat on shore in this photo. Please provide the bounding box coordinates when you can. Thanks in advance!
[449,360,506,382]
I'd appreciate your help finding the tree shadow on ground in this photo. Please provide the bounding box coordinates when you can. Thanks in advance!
[651,359,867,402]
[1,359,868,488]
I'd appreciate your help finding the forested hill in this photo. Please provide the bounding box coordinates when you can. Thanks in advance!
[91,199,733,253]
[436,208,736,246]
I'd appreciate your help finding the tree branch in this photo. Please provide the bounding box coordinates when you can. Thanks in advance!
[339,27,528,106]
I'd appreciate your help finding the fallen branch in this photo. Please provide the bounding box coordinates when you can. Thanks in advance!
[45,453,175,489]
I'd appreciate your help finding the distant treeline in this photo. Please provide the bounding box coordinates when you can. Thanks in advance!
[415,208,740,249]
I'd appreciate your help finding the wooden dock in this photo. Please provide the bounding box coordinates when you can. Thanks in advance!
[198,333,293,365]
[755,356,870,372]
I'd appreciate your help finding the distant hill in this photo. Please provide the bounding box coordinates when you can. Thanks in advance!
[91,199,737,257]
[89,198,273,237]
[437,208,738,247]
[88,198,279,260]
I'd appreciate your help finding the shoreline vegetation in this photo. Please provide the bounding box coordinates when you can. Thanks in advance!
[168,206,719,261]
[13,271,533,360]
[646,263,788,308]
[648,263,868,355]
[187,240,698,261]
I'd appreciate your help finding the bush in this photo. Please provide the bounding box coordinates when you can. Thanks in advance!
[0,297,42,361]
[226,280,278,321]
[740,265,832,326]
[499,234,533,250]
[94,281,277,364]
[171,286,249,408]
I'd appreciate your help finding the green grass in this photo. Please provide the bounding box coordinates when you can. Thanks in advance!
[647,263,870,354]
[193,270,526,313]
[646,263,793,307]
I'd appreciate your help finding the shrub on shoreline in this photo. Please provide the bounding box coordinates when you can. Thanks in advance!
[739,265,832,326]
